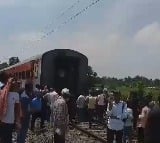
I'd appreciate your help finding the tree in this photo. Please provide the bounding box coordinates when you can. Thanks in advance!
[86,65,160,98]
[137,81,145,96]
[154,79,160,87]
[0,62,8,70]
[9,57,20,66]
[87,66,99,89]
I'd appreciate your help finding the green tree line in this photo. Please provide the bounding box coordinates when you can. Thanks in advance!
[87,66,160,89]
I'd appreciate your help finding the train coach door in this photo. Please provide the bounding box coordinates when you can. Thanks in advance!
[54,57,79,95]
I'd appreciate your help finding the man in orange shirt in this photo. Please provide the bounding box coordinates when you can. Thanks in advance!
[0,78,21,143]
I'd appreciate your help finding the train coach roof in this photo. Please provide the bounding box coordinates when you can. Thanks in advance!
[0,49,88,72]
[43,49,88,60]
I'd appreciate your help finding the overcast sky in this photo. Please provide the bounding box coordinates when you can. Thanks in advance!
[0,0,160,79]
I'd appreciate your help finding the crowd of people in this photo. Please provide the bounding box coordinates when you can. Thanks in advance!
[0,72,71,143]
[0,72,160,143]
[76,89,160,143]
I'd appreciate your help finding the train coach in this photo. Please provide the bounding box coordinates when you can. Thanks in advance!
[0,49,88,97]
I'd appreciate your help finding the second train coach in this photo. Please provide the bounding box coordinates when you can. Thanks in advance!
[0,49,88,97]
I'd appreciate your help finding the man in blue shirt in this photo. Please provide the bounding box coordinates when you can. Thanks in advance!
[17,83,33,143]
[30,88,44,131]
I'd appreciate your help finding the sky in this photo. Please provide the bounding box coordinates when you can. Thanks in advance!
[0,0,160,79]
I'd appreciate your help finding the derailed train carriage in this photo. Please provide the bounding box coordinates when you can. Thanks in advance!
[0,49,88,97]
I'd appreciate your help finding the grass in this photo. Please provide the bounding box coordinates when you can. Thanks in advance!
[116,86,160,100]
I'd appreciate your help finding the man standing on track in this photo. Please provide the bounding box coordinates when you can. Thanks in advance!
[17,83,33,143]
[76,94,86,122]
[0,77,21,143]
[86,90,97,128]
[96,89,106,122]
[52,88,70,143]
[106,91,127,143]
[44,88,59,123]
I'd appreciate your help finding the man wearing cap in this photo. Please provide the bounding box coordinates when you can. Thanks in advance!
[52,88,70,143]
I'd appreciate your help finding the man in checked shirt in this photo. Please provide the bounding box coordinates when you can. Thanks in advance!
[52,88,71,143]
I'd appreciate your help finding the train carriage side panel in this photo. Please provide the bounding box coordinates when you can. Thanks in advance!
[0,55,42,89]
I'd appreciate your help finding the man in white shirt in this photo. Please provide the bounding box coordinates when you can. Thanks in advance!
[45,89,59,122]
[123,101,133,143]
[86,93,97,128]
[0,80,21,143]
[76,94,86,122]
[45,89,59,110]
[106,91,127,143]
[97,89,106,122]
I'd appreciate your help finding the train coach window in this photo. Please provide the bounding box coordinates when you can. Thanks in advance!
[30,71,33,78]
[19,72,22,79]
[16,73,18,78]
[26,70,30,78]
[22,71,25,79]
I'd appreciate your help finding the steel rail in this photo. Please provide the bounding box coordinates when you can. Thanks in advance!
[70,122,107,143]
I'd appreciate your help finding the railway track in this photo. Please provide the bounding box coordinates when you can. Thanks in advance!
[12,122,107,143]
[12,120,138,143]
[68,121,138,143]
[68,122,107,143]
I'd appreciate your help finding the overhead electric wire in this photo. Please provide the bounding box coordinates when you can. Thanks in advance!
[42,0,81,33]
[27,0,102,48]
[39,0,102,41]
[27,0,83,45]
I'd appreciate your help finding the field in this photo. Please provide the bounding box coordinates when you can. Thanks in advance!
[116,86,160,101]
